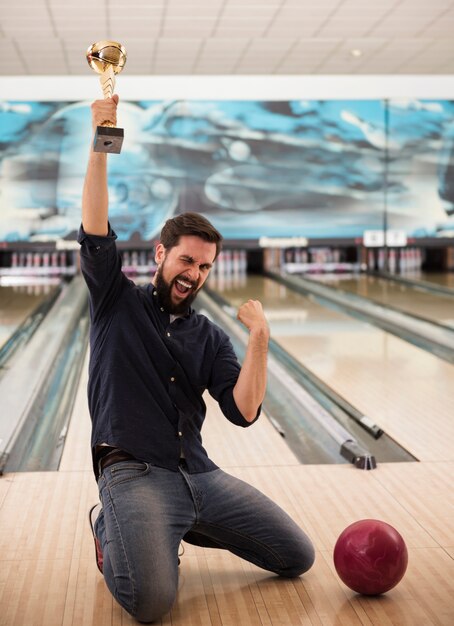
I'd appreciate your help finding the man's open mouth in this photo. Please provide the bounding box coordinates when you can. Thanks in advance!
[174,278,194,295]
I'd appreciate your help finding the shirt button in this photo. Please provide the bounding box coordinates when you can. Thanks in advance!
[170,377,175,382]
[160,307,164,312]
[167,332,171,337]
[178,431,182,437]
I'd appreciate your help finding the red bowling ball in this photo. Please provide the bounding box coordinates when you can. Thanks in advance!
[333,519,408,595]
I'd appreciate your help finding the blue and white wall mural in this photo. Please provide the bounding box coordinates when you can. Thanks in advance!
[0,98,453,242]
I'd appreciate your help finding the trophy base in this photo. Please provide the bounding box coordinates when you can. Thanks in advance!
[93,126,124,154]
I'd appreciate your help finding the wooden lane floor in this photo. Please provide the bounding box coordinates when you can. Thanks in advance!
[0,353,453,625]
[210,274,454,463]
[305,273,454,328]
[402,271,454,290]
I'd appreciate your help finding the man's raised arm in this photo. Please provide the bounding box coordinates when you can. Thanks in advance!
[233,299,270,422]
[81,95,119,236]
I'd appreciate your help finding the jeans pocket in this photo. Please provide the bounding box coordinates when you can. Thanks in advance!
[105,461,150,488]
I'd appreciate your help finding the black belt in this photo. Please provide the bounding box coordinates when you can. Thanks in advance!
[97,448,136,475]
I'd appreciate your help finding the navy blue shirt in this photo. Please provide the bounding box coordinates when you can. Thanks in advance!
[78,225,258,477]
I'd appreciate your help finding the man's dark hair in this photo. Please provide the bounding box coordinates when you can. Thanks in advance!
[160,212,223,260]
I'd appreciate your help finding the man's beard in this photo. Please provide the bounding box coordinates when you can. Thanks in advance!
[154,267,200,314]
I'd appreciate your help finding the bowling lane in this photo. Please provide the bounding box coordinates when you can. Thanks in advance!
[208,273,454,463]
[304,273,454,329]
[0,280,59,348]
[400,271,454,290]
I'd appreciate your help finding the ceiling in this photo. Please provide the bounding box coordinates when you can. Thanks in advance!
[1,0,454,76]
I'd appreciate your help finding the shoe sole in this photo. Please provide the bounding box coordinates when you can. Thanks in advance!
[88,505,104,574]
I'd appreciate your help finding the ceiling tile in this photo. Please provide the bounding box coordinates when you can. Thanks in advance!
[221,5,279,19]
[0,0,453,76]
[226,0,281,5]
[166,5,221,18]
[266,20,325,37]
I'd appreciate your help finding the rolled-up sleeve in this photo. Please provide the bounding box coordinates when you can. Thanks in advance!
[78,223,127,321]
[78,222,117,262]
[208,334,260,428]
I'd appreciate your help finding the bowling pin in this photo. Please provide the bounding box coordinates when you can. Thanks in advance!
[389,249,396,274]
[240,250,247,273]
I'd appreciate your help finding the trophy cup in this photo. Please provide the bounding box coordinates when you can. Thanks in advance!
[86,41,127,153]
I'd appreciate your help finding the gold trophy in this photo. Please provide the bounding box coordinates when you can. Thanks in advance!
[86,41,127,153]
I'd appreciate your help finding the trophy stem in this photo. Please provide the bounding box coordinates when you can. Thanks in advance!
[99,65,116,100]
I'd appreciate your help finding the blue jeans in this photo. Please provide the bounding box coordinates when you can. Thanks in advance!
[95,459,315,623]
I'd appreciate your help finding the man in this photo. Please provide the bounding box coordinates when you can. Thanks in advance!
[79,95,314,623]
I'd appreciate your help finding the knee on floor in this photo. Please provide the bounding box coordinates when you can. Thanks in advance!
[134,589,176,623]
[279,540,316,578]
[119,580,177,623]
